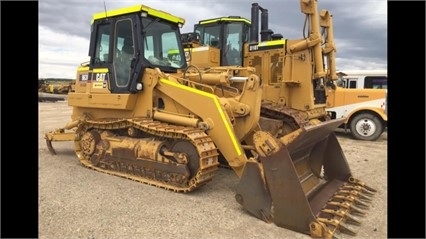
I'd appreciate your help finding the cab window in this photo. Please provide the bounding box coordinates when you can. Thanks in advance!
[114,19,134,87]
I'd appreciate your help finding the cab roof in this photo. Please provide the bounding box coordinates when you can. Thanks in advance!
[92,4,185,25]
[198,16,251,25]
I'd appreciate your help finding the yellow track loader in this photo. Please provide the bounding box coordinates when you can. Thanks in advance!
[45,3,376,238]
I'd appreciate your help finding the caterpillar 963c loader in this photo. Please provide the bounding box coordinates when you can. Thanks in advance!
[45,3,376,238]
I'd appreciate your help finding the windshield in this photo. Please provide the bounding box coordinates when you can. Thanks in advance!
[141,17,186,69]
[223,22,245,65]
[195,21,247,66]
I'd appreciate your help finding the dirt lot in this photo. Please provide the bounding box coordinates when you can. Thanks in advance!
[38,100,387,239]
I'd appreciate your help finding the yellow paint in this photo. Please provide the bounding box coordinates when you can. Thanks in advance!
[159,79,242,156]
[331,88,386,106]
[92,5,185,24]
[93,82,104,88]
[78,66,90,72]
[258,39,285,47]
[199,17,251,25]
[93,68,109,73]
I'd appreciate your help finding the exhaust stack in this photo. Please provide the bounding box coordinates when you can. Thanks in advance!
[250,3,274,42]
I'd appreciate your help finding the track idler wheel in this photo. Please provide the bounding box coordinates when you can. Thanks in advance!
[90,139,110,166]
[79,130,101,159]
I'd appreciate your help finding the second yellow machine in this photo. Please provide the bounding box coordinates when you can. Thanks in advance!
[180,1,387,141]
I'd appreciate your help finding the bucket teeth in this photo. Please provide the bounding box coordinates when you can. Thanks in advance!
[326,201,367,216]
[339,189,373,202]
[342,184,375,196]
[321,208,362,225]
[332,194,370,209]
[317,218,358,236]
[314,178,377,238]
[348,177,377,194]
[336,222,357,236]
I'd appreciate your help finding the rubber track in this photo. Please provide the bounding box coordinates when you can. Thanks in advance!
[74,118,220,193]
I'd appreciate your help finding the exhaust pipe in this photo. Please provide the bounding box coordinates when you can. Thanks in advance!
[250,3,274,42]
[250,3,260,43]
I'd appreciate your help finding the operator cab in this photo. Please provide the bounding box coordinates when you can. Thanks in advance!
[192,17,251,66]
[80,5,187,93]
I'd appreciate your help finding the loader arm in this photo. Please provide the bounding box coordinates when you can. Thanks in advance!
[319,9,338,82]
[156,76,262,176]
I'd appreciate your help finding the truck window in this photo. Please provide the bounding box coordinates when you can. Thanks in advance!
[348,80,357,89]
[340,71,387,89]
[364,76,387,89]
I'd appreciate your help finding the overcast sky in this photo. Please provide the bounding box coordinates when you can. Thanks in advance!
[39,0,387,79]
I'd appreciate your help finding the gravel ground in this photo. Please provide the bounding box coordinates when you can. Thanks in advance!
[39,100,387,239]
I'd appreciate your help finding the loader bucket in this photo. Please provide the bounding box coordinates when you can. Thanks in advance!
[236,119,376,238]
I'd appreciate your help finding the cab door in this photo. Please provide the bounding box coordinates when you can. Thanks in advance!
[88,15,141,93]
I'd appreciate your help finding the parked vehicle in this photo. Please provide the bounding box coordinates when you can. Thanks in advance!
[336,70,387,89]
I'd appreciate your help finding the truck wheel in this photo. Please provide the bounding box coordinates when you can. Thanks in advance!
[349,113,383,141]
